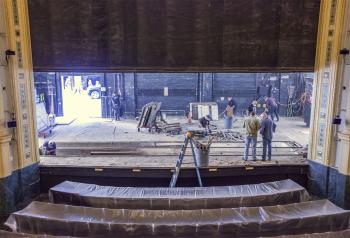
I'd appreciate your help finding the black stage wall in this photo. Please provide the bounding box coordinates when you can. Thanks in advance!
[28,0,320,72]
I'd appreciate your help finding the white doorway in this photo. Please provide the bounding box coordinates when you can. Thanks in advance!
[60,74,102,119]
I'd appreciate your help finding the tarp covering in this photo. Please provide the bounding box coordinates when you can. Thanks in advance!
[5,200,350,237]
[49,179,309,210]
[0,230,70,237]
[267,229,350,237]
[2,229,350,238]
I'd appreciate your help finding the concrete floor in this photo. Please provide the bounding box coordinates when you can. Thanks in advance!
[40,116,309,168]
[41,116,309,145]
[40,154,306,168]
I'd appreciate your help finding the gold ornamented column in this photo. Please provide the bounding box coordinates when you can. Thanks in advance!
[335,1,350,177]
[0,0,14,178]
[0,0,39,218]
[309,0,345,165]
[3,0,39,169]
[308,0,350,208]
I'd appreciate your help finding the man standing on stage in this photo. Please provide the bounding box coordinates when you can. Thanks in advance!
[259,112,276,161]
[242,111,260,161]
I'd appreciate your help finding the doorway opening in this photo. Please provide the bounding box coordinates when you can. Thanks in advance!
[60,73,102,120]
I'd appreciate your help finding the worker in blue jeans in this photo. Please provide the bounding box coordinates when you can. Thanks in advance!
[259,112,276,161]
[242,111,260,161]
[265,96,279,122]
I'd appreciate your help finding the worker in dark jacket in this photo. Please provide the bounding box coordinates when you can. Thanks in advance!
[40,140,56,155]
[199,115,212,135]
[247,100,257,115]
[265,96,279,122]
[259,112,276,161]
[301,92,312,127]
[111,92,121,121]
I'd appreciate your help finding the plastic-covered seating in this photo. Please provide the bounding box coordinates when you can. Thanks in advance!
[0,230,69,237]
[5,200,350,237]
[266,229,350,237]
[49,179,309,209]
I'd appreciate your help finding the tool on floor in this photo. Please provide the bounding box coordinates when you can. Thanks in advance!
[169,131,203,187]
[137,102,181,135]
[113,120,117,134]
[212,130,244,142]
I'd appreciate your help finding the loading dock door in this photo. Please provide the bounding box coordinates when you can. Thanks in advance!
[213,73,257,116]
[135,73,198,115]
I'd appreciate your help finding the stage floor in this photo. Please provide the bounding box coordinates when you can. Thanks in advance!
[39,116,308,172]
[38,116,309,190]
[39,116,310,146]
[40,154,306,168]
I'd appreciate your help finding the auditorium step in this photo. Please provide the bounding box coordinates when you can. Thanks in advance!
[5,200,350,237]
[0,230,67,237]
[49,179,309,209]
[3,180,350,237]
[2,228,350,237]
[268,229,350,237]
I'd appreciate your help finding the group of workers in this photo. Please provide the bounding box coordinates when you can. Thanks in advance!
[222,96,279,130]
[199,96,279,161]
[243,111,276,161]
[225,96,278,161]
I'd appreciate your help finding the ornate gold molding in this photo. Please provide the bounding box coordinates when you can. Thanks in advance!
[2,0,38,172]
[0,133,12,177]
[309,0,346,166]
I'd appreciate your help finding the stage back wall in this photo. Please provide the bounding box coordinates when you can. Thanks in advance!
[28,0,320,72]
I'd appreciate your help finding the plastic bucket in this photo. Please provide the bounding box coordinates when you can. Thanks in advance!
[193,146,210,167]
[161,112,167,120]
[224,117,233,129]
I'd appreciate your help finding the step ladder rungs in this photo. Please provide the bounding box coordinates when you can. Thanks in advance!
[169,133,203,187]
